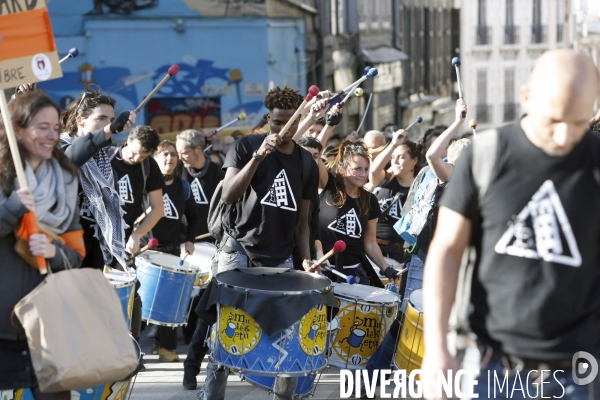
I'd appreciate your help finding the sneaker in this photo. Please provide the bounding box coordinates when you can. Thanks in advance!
[183,370,197,390]
[147,325,158,338]
[159,348,180,362]
[151,344,159,355]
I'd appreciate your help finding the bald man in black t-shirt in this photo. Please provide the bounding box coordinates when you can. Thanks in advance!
[420,50,600,399]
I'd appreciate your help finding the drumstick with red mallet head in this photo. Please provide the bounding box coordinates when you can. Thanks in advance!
[134,64,179,113]
[310,241,357,284]
[470,119,478,136]
[452,57,467,119]
[276,85,320,138]
[128,238,159,259]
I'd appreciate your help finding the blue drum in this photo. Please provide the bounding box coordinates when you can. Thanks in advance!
[209,268,335,377]
[105,271,136,329]
[136,251,198,326]
[243,317,341,395]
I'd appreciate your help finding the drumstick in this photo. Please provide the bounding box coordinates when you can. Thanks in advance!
[128,238,158,259]
[452,57,466,119]
[320,264,357,284]
[313,240,346,268]
[356,93,373,133]
[59,48,79,64]
[404,116,423,131]
[195,232,212,240]
[469,119,478,136]
[276,85,320,138]
[325,68,378,104]
[216,113,247,132]
[134,64,179,113]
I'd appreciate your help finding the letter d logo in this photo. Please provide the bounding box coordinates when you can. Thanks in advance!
[572,351,598,385]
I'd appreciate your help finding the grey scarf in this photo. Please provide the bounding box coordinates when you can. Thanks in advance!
[18,159,79,234]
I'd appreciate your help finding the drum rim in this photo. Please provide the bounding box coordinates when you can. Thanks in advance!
[105,276,137,288]
[137,259,199,274]
[214,273,332,295]
[207,356,327,377]
[334,285,400,305]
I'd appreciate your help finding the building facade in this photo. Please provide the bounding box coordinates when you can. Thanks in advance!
[458,0,571,131]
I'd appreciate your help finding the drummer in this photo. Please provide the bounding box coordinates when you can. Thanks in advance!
[197,85,319,400]
[148,140,201,362]
[317,106,400,286]
[368,130,423,263]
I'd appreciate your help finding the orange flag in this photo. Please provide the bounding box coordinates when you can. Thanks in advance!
[16,211,47,273]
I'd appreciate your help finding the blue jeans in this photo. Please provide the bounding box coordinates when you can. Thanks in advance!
[473,356,600,399]
[365,325,398,383]
[400,252,424,313]
[200,246,296,400]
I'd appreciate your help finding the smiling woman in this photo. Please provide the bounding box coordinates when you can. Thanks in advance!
[0,91,83,398]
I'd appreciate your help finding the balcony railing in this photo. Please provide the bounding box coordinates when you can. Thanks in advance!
[531,24,547,44]
[504,25,519,44]
[503,103,519,122]
[476,104,492,124]
[475,25,491,45]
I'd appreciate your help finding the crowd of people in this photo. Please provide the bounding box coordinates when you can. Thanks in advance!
[1,48,600,400]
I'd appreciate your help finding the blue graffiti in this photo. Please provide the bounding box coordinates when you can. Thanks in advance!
[153,60,231,97]
[37,66,139,107]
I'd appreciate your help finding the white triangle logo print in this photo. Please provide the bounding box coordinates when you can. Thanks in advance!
[118,174,134,204]
[379,197,401,220]
[191,178,208,205]
[328,208,363,238]
[163,193,179,220]
[260,169,297,211]
[494,180,582,267]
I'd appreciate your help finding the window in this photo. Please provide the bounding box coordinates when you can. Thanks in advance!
[504,69,518,121]
[504,0,519,44]
[358,0,368,31]
[531,0,546,43]
[477,70,491,123]
[476,0,490,45]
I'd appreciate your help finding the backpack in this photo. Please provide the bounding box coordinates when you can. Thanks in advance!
[208,140,314,244]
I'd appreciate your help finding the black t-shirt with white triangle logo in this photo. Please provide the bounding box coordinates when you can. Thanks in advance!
[152,176,201,247]
[222,133,319,267]
[181,160,225,237]
[110,150,165,236]
[319,172,381,266]
[371,176,409,242]
[440,121,600,359]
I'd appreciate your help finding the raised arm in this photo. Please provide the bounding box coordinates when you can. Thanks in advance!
[425,100,466,183]
[369,129,407,186]
[317,103,343,149]
[293,95,331,142]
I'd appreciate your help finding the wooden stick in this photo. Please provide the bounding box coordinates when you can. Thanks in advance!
[134,65,179,113]
[0,91,27,189]
[195,232,212,240]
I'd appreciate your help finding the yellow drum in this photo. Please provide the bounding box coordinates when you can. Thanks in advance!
[329,284,400,369]
[394,288,423,375]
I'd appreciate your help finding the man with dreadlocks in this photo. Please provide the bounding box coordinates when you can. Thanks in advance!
[196,86,319,400]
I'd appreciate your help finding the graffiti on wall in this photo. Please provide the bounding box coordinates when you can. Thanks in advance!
[86,0,159,16]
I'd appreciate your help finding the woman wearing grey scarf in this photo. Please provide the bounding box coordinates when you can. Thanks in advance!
[58,90,136,269]
[0,92,83,399]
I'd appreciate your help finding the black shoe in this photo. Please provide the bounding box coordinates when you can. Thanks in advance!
[183,372,197,390]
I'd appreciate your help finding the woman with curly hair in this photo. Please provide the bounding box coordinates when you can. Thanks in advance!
[0,91,84,399]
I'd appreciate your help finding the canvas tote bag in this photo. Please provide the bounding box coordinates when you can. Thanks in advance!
[14,250,138,392]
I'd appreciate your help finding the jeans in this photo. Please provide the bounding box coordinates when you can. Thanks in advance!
[400,252,424,313]
[364,323,399,383]
[473,356,600,399]
[183,319,210,375]
[200,245,296,400]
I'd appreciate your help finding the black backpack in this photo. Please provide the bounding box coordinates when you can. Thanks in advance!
[208,141,314,244]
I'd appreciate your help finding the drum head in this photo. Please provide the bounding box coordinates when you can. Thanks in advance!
[104,271,136,287]
[409,289,423,312]
[384,257,402,268]
[334,283,398,304]
[215,268,331,292]
[138,251,197,273]
[184,242,216,272]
